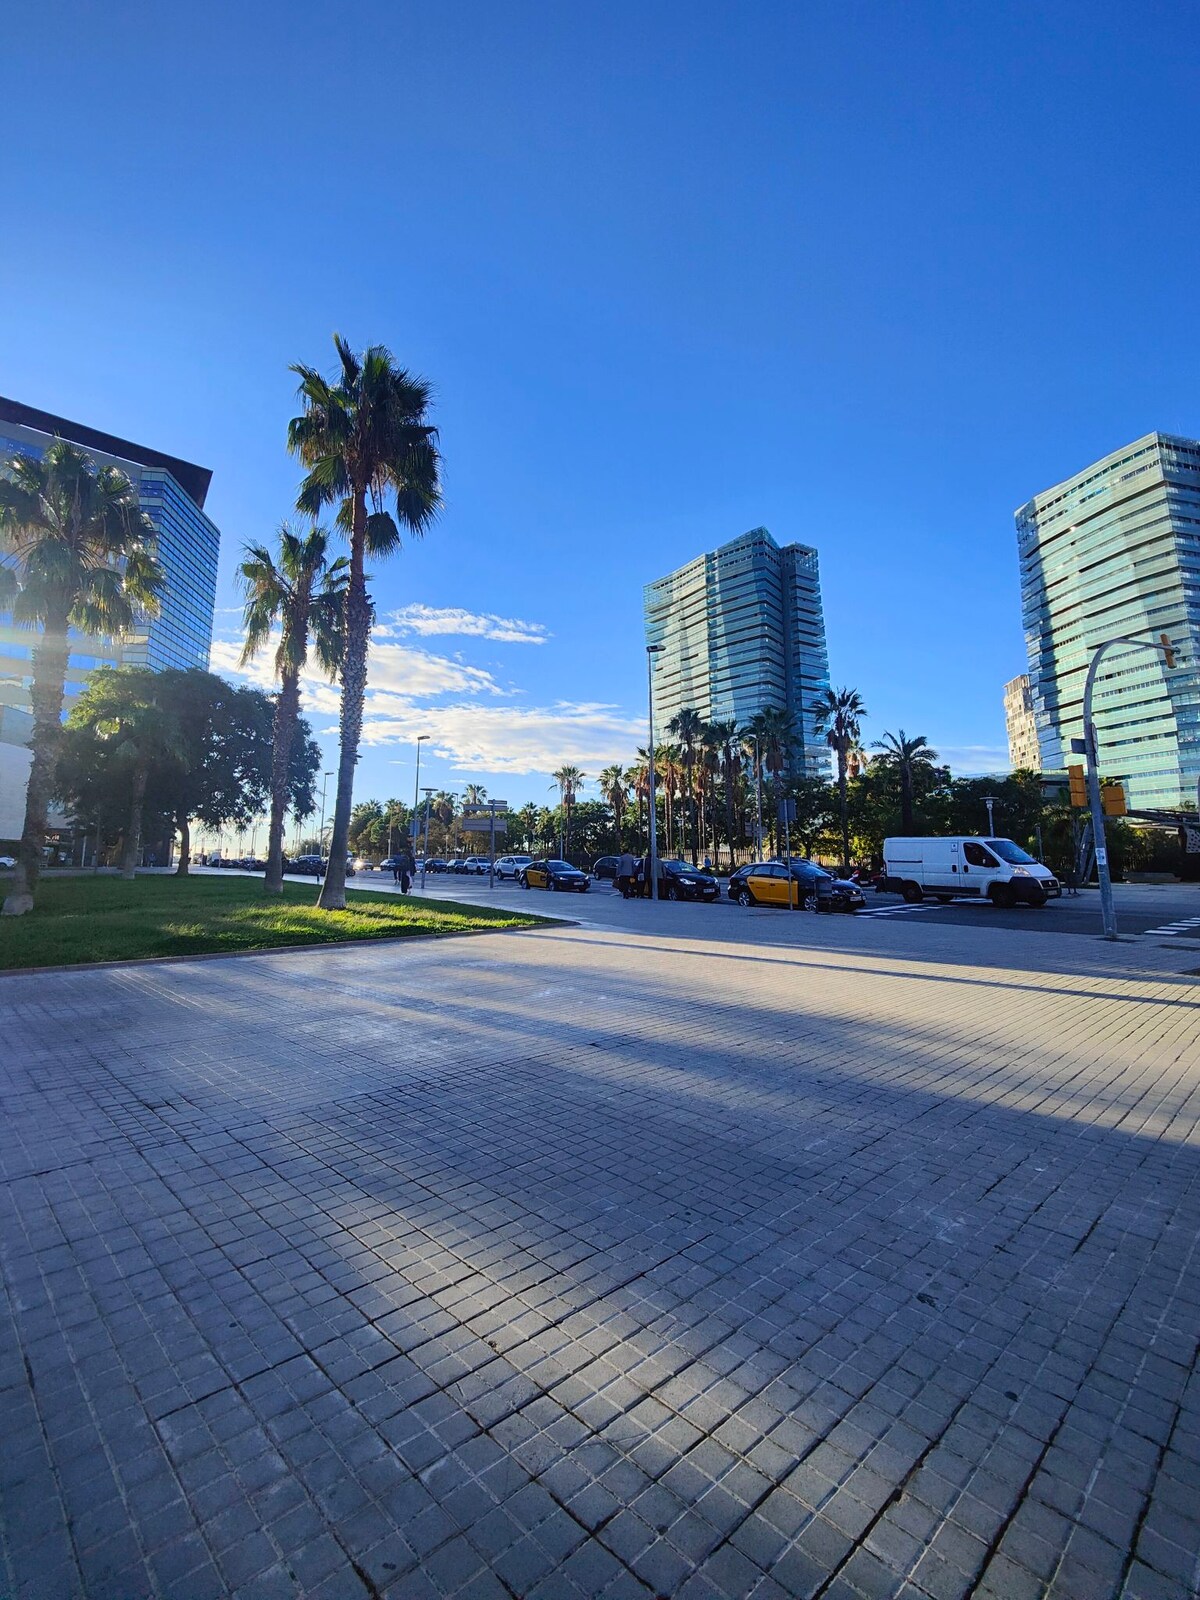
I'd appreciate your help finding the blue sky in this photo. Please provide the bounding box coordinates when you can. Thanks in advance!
[4,1,1197,809]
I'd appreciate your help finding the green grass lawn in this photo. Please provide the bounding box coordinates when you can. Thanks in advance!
[0,873,556,972]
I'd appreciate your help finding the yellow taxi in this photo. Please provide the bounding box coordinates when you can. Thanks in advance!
[519,859,590,892]
[731,861,866,912]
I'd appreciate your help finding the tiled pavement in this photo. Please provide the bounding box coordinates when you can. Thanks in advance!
[2,918,1199,1600]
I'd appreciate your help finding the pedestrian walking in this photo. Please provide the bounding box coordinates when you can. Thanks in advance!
[392,858,402,885]
[399,848,414,895]
[617,850,637,898]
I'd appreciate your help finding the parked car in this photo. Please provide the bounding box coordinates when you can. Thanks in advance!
[287,856,357,879]
[448,858,473,874]
[592,855,620,880]
[658,861,721,902]
[519,859,590,892]
[0,855,16,869]
[733,860,866,912]
[494,854,533,881]
[882,836,1058,907]
[423,858,449,874]
[379,855,405,871]
[462,857,490,874]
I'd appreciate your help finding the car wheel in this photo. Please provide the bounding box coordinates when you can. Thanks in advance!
[519,875,529,889]
[736,887,754,907]
[990,883,1015,909]
[1029,887,1047,908]
[902,882,923,903]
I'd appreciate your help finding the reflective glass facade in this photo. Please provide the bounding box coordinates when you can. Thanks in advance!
[644,527,831,777]
[0,406,219,717]
[1016,432,1200,809]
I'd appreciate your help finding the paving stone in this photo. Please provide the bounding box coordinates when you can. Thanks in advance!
[2,921,1199,1600]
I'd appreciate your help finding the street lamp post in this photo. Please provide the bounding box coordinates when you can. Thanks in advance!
[982,795,997,835]
[318,770,333,859]
[646,645,663,900]
[1083,630,1176,940]
[411,735,429,857]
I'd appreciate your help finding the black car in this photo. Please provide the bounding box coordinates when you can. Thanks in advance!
[592,855,620,881]
[659,861,720,902]
[520,859,590,892]
[423,858,449,873]
[287,856,357,879]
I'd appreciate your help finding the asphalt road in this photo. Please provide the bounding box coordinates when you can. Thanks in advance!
[208,865,1200,943]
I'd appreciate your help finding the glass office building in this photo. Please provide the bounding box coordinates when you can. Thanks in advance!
[1016,432,1200,810]
[644,527,831,777]
[0,396,220,716]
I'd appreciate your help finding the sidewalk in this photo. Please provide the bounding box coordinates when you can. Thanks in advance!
[2,920,1198,1598]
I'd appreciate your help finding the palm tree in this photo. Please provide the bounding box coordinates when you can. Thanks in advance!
[708,719,741,866]
[599,764,628,851]
[551,765,584,860]
[873,729,939,833]
[812,686,868,871]
[463,783,488,805]
[0,441,163,915]
[289,335,441,910]
[761,708,798,854]
[631,749,653,850]
[666,707,704,865]
[239,523,346,893]
[700,725,721,862]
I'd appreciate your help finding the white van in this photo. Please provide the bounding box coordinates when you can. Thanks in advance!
[883,837,1060,907]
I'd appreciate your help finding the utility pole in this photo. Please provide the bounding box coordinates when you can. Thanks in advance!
[1083,630,1176,940]
[646,644,663,900]
[753,735,764,857]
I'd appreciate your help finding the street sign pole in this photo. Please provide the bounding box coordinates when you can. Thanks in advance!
[489,803,496,890]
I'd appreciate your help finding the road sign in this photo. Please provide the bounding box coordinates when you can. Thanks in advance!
[461,817,507,833]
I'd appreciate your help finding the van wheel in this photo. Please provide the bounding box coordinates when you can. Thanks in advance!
[990,883,1015,908]
[902,883,923,903]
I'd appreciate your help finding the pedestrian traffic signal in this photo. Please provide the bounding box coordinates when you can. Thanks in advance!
[1160,633,1176,670]
[1067,764,1087,807]
[1102,783,1127,818]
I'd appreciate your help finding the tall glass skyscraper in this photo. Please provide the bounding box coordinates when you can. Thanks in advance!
[0,396,220,716]
[644,527,831,777]
[1016,432,1200,810]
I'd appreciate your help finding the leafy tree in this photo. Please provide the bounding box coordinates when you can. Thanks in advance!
[289,335,441,909]
[871,730,940,833]
[238,523,346,891]
[349,799,386,858]
[784,776,837,859]
[58,669,318,872]
[811,686,867,871]
[512,801,539,853]
[0,441,163,914]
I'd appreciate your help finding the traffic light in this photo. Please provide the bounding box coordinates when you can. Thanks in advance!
[1102,783,1127,818]
[1160,632,1176,670]
[1067,764,1087,807]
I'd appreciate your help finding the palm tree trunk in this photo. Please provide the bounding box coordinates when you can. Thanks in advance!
[121,764,148,880]
[900,762,914,833]
[3,620,70,916]
[838,744,850,872]
[724,769,736,869]
[687,755,698,866]
[264,669,300,894]
[319,491,370,910]
[176,814,191,876]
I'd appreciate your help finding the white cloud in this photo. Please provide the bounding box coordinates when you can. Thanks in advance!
[380,604,550,645]
[209,636,503,701]
[360,701,644,777]
[934,743,1013,775]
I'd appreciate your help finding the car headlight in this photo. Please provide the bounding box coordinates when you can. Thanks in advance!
[1011,867,1030,877]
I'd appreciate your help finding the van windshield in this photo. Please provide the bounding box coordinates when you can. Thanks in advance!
[986,839,1036,865]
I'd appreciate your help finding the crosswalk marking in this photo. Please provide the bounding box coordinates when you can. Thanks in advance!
[1142,916,1200,937]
